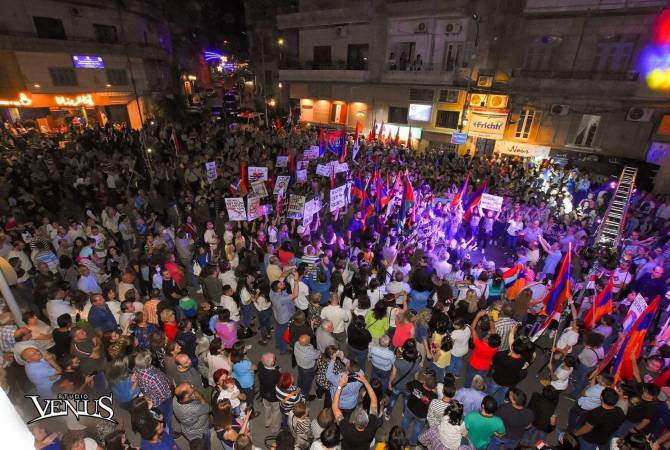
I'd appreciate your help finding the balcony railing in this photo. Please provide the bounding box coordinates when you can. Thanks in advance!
[512,68,640,81]
[279,60,368,70]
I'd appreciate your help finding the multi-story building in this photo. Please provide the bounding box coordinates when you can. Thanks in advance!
[276,0,517,150]
[0,0,172,130]
[277,0,670,180]
[497,0,669,168]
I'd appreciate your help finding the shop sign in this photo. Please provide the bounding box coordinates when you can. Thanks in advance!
[468,111,507,139]
[55,94,95,107]
[0,93,32,107]
[494,140,550,159]
[72,55,105,69]
[451,132,468,145]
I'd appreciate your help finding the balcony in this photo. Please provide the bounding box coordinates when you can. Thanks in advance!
[511,68,642,96]
[381,63,466,85]
[277,5,371,30]
[512,69,640,81]
[278,60,369,83]
[524,0,666,13]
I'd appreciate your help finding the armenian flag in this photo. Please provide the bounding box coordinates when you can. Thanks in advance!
[326,129,347,157]
[611,295,660,382]
[502,264,524,287]
[319,128,326,157]
[531,245,572,340]
[582,277,614,330]
[239,161,248,194]
[399,171,416,225]
[463,181,488,221]
[451,173,470,208]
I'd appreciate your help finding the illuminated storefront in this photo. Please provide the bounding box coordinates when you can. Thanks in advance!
[0,91,145,130]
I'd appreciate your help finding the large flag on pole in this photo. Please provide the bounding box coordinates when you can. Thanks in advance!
[611,295,660,382]
[319,128,326,157]
[326,129,347,157]
[399,171,416,225]
[450,173,470,208]
[463,181,488,221]
[239,161,248,195]
[530,245,572,341]
[582,277,614,330]
[170,128,181,156]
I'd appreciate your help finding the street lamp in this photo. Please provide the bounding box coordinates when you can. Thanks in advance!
[268,99,277,107]
[278,82,283,89]
[277,38,285,46]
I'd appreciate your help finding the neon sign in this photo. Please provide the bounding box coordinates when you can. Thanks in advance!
[72,55,105,69]
[640,10,670,91]
[55,94,95,107]
[0,93,32,107]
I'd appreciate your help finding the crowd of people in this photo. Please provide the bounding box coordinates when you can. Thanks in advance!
[0,117,669,450]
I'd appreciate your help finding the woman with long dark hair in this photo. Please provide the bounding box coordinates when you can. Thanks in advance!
[347,314,372,372]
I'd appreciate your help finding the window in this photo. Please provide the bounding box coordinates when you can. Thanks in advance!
[33,17,66,40]
[94,24,118,43]
[347,44,369,70]
[409,88,434,102]
[592,34,637,73]
[523,36,561,71]
[106,68,129,86]
[439,89,460,103]
[49,67,77,86]
[573,114,601,147]
[435,110,460,129]
[388,106,408,124]
[313,46,332,69]
[515,108,535,140]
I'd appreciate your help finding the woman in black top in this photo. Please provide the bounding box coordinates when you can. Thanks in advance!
[523,384,559,445]
[347,315,372,373]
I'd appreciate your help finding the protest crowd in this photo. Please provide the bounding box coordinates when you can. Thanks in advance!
[0,117,670,450]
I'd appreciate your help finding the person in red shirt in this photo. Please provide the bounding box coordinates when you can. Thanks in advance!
[465,310,501,388]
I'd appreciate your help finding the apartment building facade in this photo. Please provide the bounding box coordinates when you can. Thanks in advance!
[276,0,670,171]
[0,0,172,130]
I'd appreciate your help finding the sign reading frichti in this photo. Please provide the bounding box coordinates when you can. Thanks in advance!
[468,111,508,140]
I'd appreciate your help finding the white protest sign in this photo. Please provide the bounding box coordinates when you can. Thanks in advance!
[248,166,268,181]
[225,197,247,221]
[246,195,260,221]
[316,164,331,176]
[480,193,504,212]
[330,185,347,212]
[297,160,309,171]
[303,197,322,227]
[335,162,349,174]
[251,180,268,198]
[205,161,217,182]
[622,294,648,333]
[297,169,307,184]
[276,155,289,167]
[304,146,320,160]
[287,195,306,219]
[274,175,290,196]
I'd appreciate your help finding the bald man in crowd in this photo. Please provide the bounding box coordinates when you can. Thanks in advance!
[294,334,321,401]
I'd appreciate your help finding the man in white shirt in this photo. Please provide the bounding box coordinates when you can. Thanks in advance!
[219,285,240,322]
[611,261,632,295]
[292,266,310,312]
[8,240,33,281]
[320,293,351,349]
[386,272,410,297]
[45,286,75,328]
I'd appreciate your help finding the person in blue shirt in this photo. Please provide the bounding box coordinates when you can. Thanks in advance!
[326,350,362,412]
[305,264,331,306]
[137,412,180,450]
[88,294,117,332]
[270,277,298,354]
[231,341,257,413]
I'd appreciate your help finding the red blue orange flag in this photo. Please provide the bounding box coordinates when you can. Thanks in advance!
[502,264,523,288]
[451,173,470,208]
[583,276,614,330]
[463,181,488,221]
[531,245,572,340]
[611,295,660,382]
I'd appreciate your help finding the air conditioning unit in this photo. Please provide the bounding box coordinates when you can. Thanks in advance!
[415,22,429,33]
[477,76,493,88]
[334,26,349,38]
[445,22,462,35]
[626,107,653,122]
[550,104,569,116]
[69,7,82,17]
[470,94,487,108]
[487,95,508,109]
